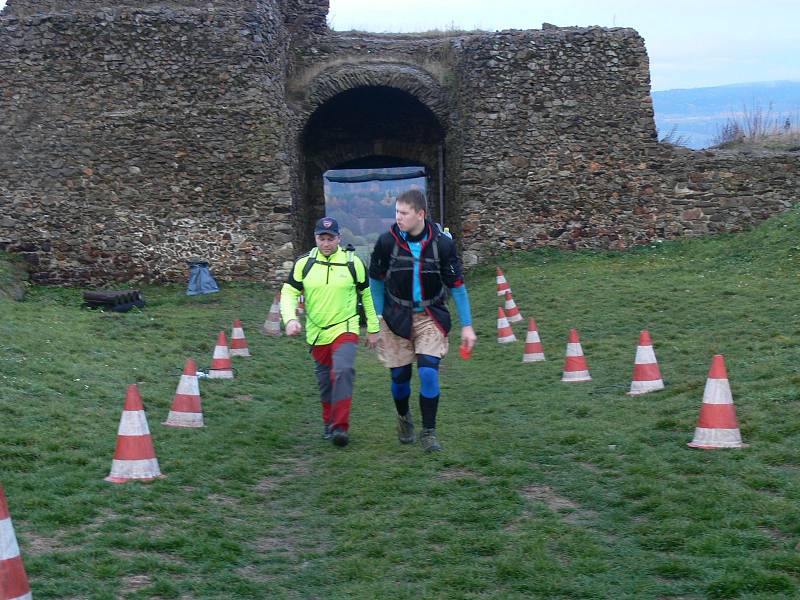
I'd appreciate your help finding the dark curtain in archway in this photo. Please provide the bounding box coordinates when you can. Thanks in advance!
[299,86,445,251]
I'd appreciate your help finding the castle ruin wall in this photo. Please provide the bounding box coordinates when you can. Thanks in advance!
[0,1,797,285]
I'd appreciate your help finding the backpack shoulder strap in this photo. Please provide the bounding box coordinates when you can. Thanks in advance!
[386,239,408,278]
[347,251,357,282]
[301,248,319,280]
[348,251,371,292]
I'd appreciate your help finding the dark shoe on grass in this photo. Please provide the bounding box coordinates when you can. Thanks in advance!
[397,412,416,444]
[331,428,349,447]
[322,424,332,440]
[420,428,442,453]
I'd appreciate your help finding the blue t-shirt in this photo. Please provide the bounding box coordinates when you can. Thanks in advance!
[400,230,426,312]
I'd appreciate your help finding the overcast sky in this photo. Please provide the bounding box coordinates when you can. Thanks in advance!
[1,0,798,91]
[328,0,800,91]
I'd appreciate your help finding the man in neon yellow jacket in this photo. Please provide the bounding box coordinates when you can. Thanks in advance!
[281,217,380,447]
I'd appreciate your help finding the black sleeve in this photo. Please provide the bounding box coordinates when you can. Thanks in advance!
[439,237,464,287]
[353,256,369,291]
[368,234,391,280]
[285,254,307,292]
[287,270,303,292]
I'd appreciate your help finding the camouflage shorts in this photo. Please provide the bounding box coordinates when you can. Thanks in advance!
[377,312,449,368]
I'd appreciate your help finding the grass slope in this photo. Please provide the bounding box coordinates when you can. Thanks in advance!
[1,208,799,599]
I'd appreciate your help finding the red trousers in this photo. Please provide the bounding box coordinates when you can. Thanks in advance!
[311,333,358,432]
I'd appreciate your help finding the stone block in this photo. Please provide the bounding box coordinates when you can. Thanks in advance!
[681,208,703,220]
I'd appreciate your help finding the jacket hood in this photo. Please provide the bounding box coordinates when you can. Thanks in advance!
[390,220,437,245]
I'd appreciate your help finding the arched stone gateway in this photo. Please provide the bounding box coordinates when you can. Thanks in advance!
[291,63,451,251]
[0,0,796,285]
[295,62,450,124]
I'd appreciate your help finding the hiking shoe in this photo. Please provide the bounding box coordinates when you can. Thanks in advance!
[397,412,416,444]
[420,428,443,453]
[331,428,349,447]
[322,424,332,440]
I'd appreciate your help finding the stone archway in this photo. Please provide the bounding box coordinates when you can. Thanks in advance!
[293,63,450,250]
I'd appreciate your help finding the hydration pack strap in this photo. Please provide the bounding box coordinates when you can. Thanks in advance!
[385,237,444,308]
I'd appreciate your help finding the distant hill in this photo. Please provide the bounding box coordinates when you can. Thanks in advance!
[652,80,800,149]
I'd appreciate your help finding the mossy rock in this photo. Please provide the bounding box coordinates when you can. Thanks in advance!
[0,252,30,301]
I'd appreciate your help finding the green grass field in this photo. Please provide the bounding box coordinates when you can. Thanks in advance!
[1,207,799,599]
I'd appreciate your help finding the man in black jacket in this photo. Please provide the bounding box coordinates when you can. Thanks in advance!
[369,190,476,452]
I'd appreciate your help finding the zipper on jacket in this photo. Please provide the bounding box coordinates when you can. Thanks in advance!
[315,252,333,285]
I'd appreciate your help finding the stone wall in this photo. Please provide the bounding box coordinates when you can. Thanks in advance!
[0,0,295,284]
[4,1,261,15]
[283,0,328,35]
[459,143,798,261]
[446,27,800,262]
[648,149,799,236]
[1,0,798,285]
[448,27,799,261]
[453,27,654,259]
[288,26,799,265]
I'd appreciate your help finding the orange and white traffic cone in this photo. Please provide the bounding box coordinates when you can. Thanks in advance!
[105,384,164,483]
[496,267,511,296]
[561,328,591,382]
[503,290,523,323]
[497,307,517,343]
[208,331,234,379]
[688,355,746,449]
[0,484,32,600]
[230,319,251,357]
[261,291,282,337]
[522,318,545,362]
[163,359,204,428]
[628,330,664,395]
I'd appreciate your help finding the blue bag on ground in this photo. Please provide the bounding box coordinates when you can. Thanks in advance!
[186,260,219,296]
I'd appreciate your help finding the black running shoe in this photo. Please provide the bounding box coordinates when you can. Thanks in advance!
[331,428,349,447]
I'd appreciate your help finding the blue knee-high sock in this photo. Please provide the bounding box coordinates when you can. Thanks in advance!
[391,364,412,416]
[418,355,441,429]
